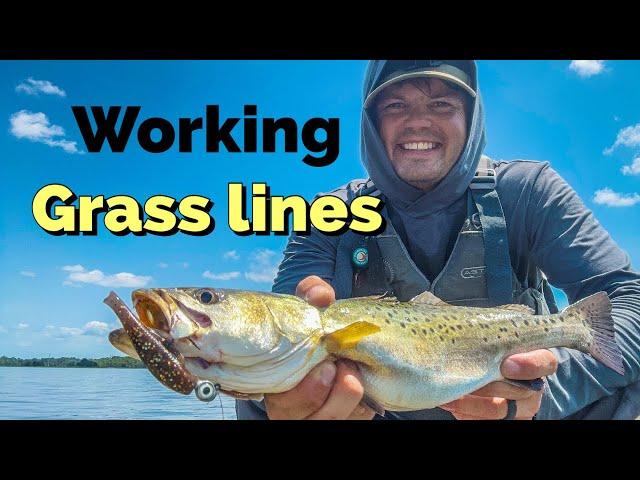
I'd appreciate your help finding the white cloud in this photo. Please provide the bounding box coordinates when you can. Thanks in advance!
[82,321,109,336]
[62,264,151,288]
[57,327,83,337]
[223,250,240,260]
[569,60,606,78]
[244,249,280,283]
[593,188,640,207]
[157,262,169,269]
[9,110,81,154]
[245,271,276,283]
[203,270,240,281]
[621,157,640,176]
[604,123,640,155]
[20,270,36,277]
[17,323,29,329]
[16,77,66,97]
[11,110,63,138]
[62,264,85,272]
[45,321,109,338]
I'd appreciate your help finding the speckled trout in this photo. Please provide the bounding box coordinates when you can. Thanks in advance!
[105,288,624,412]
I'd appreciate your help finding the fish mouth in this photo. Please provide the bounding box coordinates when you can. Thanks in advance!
[105,290,263,401]
[133,289,212,339]
[132,289,174,333]
[130,289,212,366]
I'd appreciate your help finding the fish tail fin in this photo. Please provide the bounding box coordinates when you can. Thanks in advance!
[565,292,625,376]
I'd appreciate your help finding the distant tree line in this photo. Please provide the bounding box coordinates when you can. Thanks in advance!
[0,356,144,368]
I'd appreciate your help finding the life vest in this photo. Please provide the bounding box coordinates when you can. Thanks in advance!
[346,155,558,312]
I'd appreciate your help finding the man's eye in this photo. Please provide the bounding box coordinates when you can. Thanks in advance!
[383,102,404,110]
[432,101,452,109]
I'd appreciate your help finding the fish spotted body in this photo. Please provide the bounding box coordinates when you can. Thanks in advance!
[106,288,625,412]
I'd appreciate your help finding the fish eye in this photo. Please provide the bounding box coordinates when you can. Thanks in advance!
[197,289,218,305]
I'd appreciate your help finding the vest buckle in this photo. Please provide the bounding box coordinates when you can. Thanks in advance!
[470,169,496,190]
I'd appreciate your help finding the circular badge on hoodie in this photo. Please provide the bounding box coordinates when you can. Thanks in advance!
[352,247,369,268]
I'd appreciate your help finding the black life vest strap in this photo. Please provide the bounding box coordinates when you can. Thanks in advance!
[469,157,514,305]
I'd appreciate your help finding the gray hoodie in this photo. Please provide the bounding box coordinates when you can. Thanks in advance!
[236,60,640,420]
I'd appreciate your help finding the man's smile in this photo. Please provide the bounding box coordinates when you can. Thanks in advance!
[398,141,442,151]
[395,140,444,162]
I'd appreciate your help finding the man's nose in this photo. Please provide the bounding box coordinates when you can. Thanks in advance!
[405,104,433,129]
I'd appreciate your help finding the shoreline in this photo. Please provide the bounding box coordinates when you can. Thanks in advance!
[0,356,144,369]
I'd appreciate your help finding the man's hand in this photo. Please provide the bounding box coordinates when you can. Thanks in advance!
[264,276,375,420]
[440,350,558,420]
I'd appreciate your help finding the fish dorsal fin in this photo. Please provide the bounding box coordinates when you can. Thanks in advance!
[323,321,381,353]
[410,291,451,306]
[353,293,398,303]
[498,304,535,314]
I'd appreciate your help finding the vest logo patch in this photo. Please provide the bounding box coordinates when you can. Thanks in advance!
[352,247,369,268]
[461,266,486,279]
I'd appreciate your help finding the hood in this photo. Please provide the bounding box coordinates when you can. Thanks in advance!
[360,60,487,217]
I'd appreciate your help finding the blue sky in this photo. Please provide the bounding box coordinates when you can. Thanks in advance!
[1,60,638,358]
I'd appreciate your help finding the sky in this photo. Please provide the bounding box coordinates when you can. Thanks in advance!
[1,60,639,358]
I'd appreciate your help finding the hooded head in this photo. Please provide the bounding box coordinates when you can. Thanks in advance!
[361,60,486,217]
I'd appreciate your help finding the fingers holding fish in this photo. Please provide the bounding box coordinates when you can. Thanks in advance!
[440,396,509,419]
[306,360,374,420]
[501,350,559,380]
[295,275,336,308]
[348,402,377,420]
[440,391,543,420]
[265,361,336,419]
[469,380,540,401]
[441,349,553,420]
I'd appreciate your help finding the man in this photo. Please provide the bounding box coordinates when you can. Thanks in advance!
[236,60,640,420]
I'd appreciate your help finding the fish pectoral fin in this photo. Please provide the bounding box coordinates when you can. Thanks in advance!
[497,304,535,314]
[410,291,451,306]
[323,321,381,353]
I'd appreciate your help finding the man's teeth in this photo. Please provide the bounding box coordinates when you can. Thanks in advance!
[401,142,439,151]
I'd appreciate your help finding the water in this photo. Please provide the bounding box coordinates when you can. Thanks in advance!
[0,367,237,419]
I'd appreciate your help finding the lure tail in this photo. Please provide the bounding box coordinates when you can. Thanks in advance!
[565,292,625,376]
[104,291,199,394]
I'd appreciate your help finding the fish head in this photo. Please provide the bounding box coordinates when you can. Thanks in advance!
[129,287,323,394]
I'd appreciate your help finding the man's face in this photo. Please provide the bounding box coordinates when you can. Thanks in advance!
[374,78,469,191]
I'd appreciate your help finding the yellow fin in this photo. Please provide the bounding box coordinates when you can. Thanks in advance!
[498,304,535,314]
[410,291,451,306]
[323,321,381,353]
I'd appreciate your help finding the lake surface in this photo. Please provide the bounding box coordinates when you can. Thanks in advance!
[0,367,237,419]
